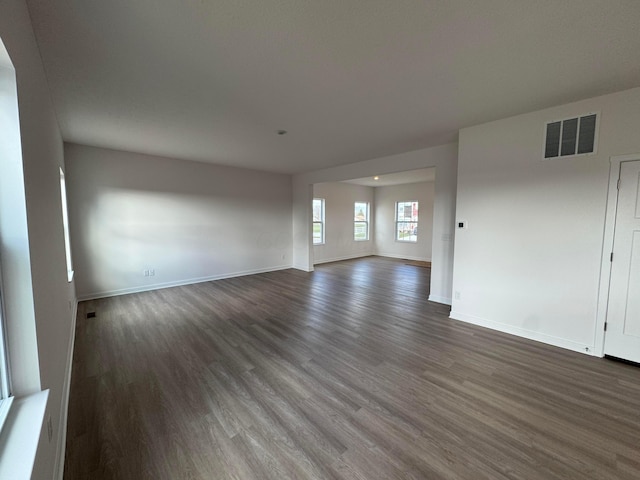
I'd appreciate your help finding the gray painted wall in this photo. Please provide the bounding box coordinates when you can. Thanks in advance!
[65,144,293,299]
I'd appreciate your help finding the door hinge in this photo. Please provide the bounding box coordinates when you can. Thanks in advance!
[617,178,621,190]
[604,322,608,332]
[610,252,614,262]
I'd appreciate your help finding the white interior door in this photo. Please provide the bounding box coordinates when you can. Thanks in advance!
[605,160,640,363]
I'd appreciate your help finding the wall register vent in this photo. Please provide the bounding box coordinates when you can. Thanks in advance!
[544,113,598,159]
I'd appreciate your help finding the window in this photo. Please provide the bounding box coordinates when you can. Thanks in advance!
[59,168,74,282]
[0,35,49,473]
[396,201,418,242]
[312,198,325,245]
[354,201,369,241]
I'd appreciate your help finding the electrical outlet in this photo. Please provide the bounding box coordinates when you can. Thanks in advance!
[149,269,155,276]
[454,291,461,300]
[47,416,53,443]
[143,269,149,277]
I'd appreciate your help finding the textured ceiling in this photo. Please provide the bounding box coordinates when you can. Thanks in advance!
[26,0,640,174]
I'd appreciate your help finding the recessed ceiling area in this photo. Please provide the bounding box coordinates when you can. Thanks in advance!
[25,0,640,174]
[343,168,435,187]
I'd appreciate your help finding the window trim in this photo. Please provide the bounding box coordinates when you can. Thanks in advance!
[0,35,49,475]
[395,201,419,243]
[0,266,12,433]
[312,198,325,245]
[0,35,16,436]
[354,201,370,241]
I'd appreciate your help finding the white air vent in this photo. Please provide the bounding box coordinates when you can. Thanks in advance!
[544,113,598,159]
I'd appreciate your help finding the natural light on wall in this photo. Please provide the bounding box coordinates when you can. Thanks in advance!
[59,168,74,282]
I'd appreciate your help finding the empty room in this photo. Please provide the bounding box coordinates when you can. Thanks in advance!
[0,1,639,479]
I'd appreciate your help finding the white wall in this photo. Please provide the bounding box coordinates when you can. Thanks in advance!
[65,144,293,300]
[452,86,640,355]
[293,143,458,304]
[374,182,434,262]
[313,182,374,264]
[0,0,78,478]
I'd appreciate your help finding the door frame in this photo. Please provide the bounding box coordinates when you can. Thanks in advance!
[595,153,640,357]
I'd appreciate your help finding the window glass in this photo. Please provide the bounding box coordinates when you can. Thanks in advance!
[313,198,325,245]
[396,201,418,242]
[354,202,369,241]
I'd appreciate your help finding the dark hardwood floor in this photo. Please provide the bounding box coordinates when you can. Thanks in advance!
[64,256,640,479]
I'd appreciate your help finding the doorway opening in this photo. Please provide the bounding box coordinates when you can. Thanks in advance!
[311,167,436,271]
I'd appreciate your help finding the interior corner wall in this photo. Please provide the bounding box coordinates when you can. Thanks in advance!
[313,182,374,264]
[292,180,313,271]
[451,86,640,354]
[65,144,293,300]
[374,182,434,262]
[293,143,458,304]
[1,0,78,478]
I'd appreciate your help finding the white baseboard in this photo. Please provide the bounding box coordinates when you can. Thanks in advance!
[428,295,452,305]
[313,252,374,265]
[449,310,596,356]
[77,264,292,301]
[55,300,78,480]
[375,253,431,262]
[292,264,314,272]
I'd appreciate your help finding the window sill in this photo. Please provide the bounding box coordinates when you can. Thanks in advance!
[0,397,14,434]
[0,390,49,479]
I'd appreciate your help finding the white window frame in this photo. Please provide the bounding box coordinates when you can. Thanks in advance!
[312,198,325,245]
[59,168,74,282]
[354,201,369,241]
[0,35,49,478]
[0,36,16,436]
[395,201,419,243]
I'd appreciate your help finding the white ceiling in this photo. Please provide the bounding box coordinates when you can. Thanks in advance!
[25,1,640,174]
[343,168,435,187]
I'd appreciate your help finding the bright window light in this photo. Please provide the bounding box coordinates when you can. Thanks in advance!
[312,198,325,245]
[60,168,74,282]
[395,201,419,242]
[354,201,369,241]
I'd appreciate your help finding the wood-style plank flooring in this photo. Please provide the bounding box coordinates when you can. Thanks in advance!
[64,256,640,479]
